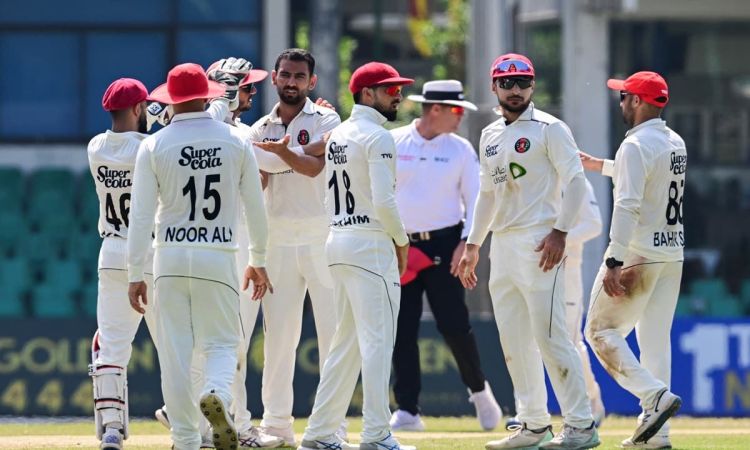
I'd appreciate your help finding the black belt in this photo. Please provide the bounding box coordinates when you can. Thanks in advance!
[408,223,462,243]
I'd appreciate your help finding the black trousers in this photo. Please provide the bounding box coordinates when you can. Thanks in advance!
[392,226,487,415]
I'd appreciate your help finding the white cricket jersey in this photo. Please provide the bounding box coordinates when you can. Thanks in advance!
[393,120,479,239]
[471,103,584,237]
[607,118,686,262]
[127,111,268,282]
[246,98,341,243]
[566,179,603,262]
[324,104,408,247]
[87,130,146,239]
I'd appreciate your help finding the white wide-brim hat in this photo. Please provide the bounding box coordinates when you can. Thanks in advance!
[407,79,478,111]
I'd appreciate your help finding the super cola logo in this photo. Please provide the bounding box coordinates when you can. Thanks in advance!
[96,166,132,188]
[179,145,223,170]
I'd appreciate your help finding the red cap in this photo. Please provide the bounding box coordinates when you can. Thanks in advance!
[148,63,225,105]
[399,246,434,285]
[607,71,669,107]
[349,62,414,94]
[102,78,148,111]
[490,53,535,79]
[240,69,269,86]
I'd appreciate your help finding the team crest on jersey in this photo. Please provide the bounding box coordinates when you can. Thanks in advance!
[514,137,531,153]
[297,129,310,145]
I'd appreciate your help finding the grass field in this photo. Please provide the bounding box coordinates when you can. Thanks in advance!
[0,416,748,449]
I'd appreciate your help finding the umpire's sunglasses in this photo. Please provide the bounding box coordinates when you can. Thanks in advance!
[240,83,255,93]
[494,77,533,90]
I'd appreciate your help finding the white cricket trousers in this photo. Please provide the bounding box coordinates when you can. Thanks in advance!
[154,246,241,450]
[96,238,157,368]
[585,252,682,435]
[303,231,400,444]
[95,238,157,426]
[229,224,261,434]
[488,229,593,429]
[260,235,336,429]
[564,253,602,403]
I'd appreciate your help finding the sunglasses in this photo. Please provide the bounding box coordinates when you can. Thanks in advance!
[369,85,403,97]
[492,59,533,77]
[447,105,464,115]
[620,91,630,101]
[240,83,255,93]
[494,77,533,90]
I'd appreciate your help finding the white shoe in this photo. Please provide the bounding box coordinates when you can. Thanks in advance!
[389,409,425,432]
[621,435,672,449]
[258,425,296,447]
[100,427,123,450]
[591,396,606,428]
[155,406,170,430]
[469,381,503,431]
[540,422,600,449]
[298,435,358,450]
[238,426,284,448]
[199,391,238,450]
[631,390,681,444]
[360,432,416,450]
[485,424,553,449]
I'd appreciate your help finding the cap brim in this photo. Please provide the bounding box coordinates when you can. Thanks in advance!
[375,76,415,86]
[607,79,626,91]
[240,69,269,86]
[406,95,478,111]
[147,80,226,105]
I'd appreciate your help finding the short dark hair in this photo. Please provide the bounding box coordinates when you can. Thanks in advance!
[275,48,315,75]
[353,91,362,104]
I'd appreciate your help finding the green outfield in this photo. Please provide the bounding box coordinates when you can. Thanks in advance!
[0,416,748,449]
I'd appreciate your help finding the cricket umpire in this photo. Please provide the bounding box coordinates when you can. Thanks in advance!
[389,80,501,432]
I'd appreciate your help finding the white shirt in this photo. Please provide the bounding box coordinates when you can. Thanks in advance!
[87,130,145,239]
[607,118,686,262]
[468,103,585,243]
[245,98,341,242]
[392,120,479,239]
[127,111,268,282]
[324,104,408,246]
[566,179,603,262]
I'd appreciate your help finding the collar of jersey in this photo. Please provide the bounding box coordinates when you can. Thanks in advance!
[170,111,212,123]
[408,119,444,146]
[268,97,316,125]
[625,117,666,137]
[350,104,387,125]
[105,129,147,140]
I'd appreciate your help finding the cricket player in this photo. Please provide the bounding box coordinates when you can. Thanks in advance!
[88,78,157,450]
[389,79,502,432]
[458,53,599,450]
[238,48,342,447]
[127,63,272,450]
[298,62,414,450]
[584,71,684,448]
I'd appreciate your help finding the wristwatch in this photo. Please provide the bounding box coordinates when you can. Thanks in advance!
[605,257,624,269]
